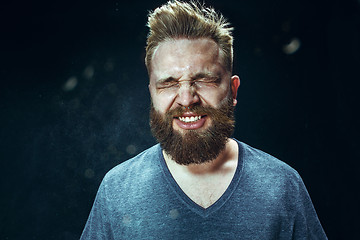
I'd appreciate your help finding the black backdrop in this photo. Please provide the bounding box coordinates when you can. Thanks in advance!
[1,0,359,239]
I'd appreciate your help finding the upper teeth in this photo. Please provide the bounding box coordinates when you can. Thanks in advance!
[178,116,202,123]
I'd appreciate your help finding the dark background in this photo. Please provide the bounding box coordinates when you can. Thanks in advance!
[1,0,359,239]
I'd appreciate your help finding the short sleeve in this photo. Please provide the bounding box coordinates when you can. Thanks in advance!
[292,175,328,240]
[80,179,114,240]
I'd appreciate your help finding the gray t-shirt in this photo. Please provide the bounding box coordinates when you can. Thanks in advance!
[81,140,327,239]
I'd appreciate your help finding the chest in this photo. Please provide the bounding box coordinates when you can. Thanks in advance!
[172,172,235,208]
[109,181,293,240]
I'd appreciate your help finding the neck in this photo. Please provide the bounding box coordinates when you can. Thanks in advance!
[163,138,238,175]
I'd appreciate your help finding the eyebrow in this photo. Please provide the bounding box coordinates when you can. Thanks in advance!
[157,72,219,83]
[191,72,219,81]
[155,77,178,86]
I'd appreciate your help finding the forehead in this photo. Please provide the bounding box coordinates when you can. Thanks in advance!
[150,38,227,80]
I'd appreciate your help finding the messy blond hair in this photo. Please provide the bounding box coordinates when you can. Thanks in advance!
[145,0,234,74]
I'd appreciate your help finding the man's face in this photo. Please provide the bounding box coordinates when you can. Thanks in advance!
[148,38,240,164]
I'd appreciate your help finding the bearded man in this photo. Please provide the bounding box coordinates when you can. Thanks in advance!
[81,1,327,239]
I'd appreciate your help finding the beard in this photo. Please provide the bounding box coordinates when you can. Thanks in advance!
[149,96,235,165]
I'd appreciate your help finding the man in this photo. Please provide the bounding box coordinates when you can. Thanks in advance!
[81,1,327,239]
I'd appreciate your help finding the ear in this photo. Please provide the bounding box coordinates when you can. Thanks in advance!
[230,75,240,106]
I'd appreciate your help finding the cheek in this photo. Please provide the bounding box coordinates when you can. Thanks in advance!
[197,86,230,107]
[151,91,177,113]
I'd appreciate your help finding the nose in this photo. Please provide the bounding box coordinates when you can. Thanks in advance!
[175,82,199,108]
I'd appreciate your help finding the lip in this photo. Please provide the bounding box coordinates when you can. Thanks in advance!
[174,111,202,117]
[173,115,207,130]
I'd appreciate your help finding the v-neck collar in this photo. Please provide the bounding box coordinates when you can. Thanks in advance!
[157,139,244,218]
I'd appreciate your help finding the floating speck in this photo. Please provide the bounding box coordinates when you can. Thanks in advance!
[107,83,118,95]
[84,168,95,179]
[283,38,301,54]
[63,77,78,91]
[83,65,94,79]
[169,209,179,219]
[126,145,137,155]
[254,47,262,56]
[122,214,132,225]
[104,59,114,72]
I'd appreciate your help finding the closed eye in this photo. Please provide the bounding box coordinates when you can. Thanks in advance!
[193,77,220,87]
[155,74,221,90]
[191,73,221,86]
[156,77,179,89]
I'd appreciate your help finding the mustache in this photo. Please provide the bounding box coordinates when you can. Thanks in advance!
[166,105,218,118]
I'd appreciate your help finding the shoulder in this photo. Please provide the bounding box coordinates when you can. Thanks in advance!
[236,140,304,196]
[238,140,300,179]
[95,143,170,210]
[101,144,162,189]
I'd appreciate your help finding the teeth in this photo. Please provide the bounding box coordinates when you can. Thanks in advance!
[178,115,202,123]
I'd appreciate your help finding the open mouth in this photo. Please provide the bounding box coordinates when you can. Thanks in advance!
[177,115,203,123]
[173,114,207,130]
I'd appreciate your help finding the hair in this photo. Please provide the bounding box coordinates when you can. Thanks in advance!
[145,0,234,74]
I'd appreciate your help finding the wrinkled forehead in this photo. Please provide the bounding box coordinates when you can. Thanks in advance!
[153,38,220,58]
[150,38,228,80]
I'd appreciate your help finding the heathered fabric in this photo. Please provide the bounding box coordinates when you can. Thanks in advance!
[81,140,327,239]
